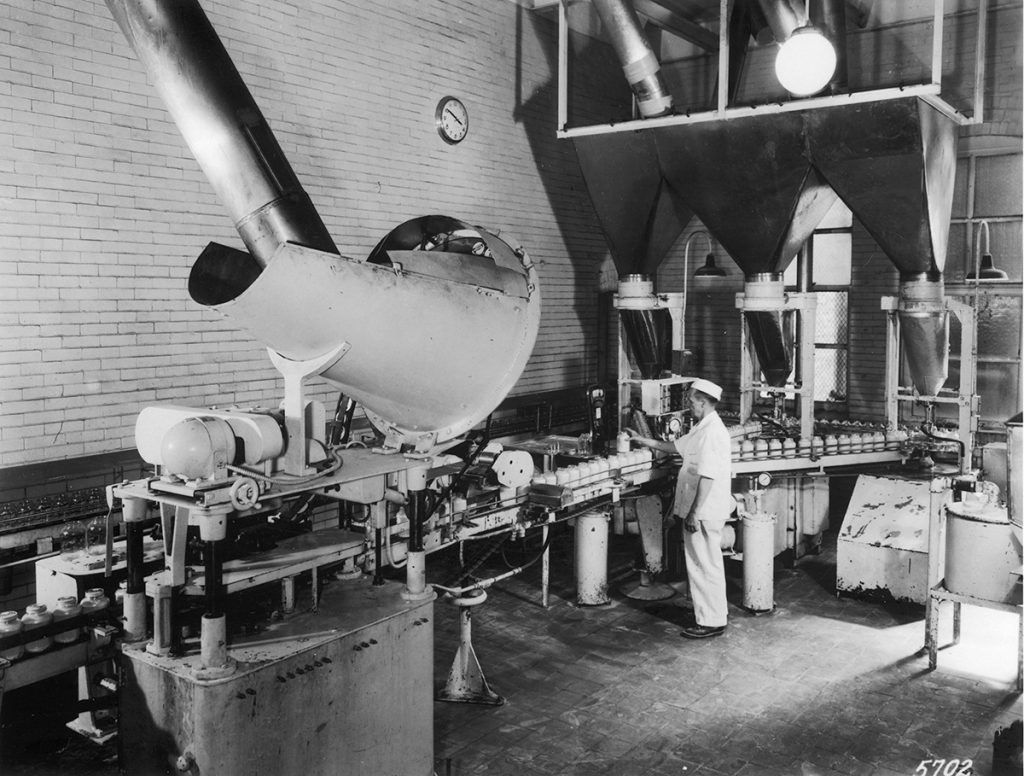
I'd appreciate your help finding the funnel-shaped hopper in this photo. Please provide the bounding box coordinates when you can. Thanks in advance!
[807,98,958,394]
[574,132,692,277]
[747,309,797,387]
[742,276,796,387]
[656,114,839,277]
[620,308,673,379]
[808,99,957,276]
[896,274,949,397]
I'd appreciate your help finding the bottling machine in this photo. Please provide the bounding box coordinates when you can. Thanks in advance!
[47,0,548,772]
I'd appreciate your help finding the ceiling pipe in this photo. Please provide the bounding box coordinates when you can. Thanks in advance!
[755,0,804,43]
[592,0,674,118]
[811,0,849,92]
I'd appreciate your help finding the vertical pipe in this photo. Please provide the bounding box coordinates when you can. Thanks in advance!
[204,540,224,619]
[558,0,569,132]
[194,505,229,670]
[742,510,775,612]
[541,523,550,609]
[126,522,145,594]
[121,497,148,641]
[931,0,945,89]
[592,0,674,117]
[403,466,431,600]
[811,0,848,91]
[575,512,611,605]
[719,0,732,113]
[122,520,148,642]
[973,0,988,123]
[147,583,173,656]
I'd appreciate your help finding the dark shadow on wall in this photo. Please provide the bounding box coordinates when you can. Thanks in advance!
[510,7,633,388]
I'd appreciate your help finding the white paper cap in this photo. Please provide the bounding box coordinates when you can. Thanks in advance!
[690,378,723,402]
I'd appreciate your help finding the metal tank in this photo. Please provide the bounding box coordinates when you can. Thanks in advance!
[106,0,540,453]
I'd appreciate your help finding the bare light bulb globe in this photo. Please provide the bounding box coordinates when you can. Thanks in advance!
[775,27,837,97]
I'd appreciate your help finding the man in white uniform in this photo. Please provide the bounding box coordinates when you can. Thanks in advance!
[628,378,733,639]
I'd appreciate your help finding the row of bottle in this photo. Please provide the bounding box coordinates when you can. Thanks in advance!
[732,428,909,461]
[531,449,654,488]
[59,517,108,558]
[0,588,109,661]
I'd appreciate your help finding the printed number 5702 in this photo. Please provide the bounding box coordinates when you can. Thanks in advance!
[913,759,973,776]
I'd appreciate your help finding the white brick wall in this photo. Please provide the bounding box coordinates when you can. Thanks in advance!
[0,0,610,467]
[0,3,1020,469]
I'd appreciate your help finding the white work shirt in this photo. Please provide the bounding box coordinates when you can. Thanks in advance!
[672,411,733,523]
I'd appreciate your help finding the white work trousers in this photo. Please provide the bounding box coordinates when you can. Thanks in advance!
[683,520,728,628]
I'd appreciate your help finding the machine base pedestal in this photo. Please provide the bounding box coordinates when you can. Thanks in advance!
[120,578,434,776]
[620,576,676,601]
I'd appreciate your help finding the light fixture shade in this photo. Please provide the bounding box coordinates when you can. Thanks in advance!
[966,253,1009,281]
[694,253,727,277]
[775,27,837,97]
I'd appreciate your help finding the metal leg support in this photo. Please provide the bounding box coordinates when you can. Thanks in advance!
[436,589,504,706]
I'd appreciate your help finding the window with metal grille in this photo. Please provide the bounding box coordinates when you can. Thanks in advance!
[785,200,853,403]
[944,141,1023,438]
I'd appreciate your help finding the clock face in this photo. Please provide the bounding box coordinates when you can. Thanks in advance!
[436,97,468,144]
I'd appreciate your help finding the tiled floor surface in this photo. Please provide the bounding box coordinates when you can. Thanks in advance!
[429,526,1022,776]
[1,526,1020,775]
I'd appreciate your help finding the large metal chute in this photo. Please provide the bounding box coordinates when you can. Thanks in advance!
[105,0,337,270]
[107,0,540,451]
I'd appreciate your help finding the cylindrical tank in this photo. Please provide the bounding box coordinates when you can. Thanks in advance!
[945,503,1022,604]
[741,511,776,613]
[575,512,611,606]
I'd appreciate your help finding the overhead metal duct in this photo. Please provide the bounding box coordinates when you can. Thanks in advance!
[592,0,674,118]
[107,0,540,452]
[105,0,337,271]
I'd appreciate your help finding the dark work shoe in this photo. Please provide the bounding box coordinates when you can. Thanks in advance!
[681,624,726,639]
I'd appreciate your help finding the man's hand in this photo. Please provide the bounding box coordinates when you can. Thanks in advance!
[684,514,698,533]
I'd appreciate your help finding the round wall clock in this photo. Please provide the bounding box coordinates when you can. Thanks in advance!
[435,96,469,144]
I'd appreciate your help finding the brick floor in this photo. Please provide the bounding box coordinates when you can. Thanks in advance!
[430,526,1022,776]
[1,526,1018,775]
